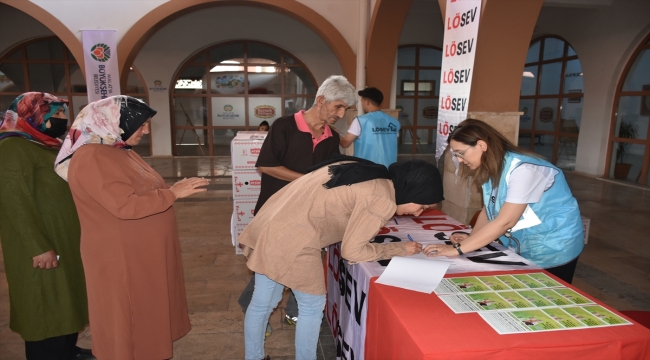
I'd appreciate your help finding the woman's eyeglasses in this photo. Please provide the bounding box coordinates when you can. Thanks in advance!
[452,145,474,159]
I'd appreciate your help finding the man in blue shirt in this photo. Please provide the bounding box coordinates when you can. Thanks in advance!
[339,87,400,168]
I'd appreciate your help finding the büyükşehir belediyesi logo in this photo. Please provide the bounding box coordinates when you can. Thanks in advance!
[90,43,111,62]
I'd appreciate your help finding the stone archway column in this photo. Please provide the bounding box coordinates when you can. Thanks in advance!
[438,0,544,224]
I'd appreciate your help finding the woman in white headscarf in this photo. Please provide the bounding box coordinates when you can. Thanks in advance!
[55,95,208,360]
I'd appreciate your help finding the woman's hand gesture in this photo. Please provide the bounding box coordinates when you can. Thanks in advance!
[170,177,209,199]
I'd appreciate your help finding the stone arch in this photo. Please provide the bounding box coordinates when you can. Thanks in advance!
[118,0,356,86]
[366,0,415,98]
[0,0,83,73]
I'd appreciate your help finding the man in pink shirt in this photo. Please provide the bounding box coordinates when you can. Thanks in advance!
[238,75,357,338]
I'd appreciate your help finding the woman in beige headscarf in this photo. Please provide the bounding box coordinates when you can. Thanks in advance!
[56,95,208,360]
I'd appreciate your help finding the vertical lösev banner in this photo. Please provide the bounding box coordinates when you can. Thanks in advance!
[82,30,121,103]
[436,0,482,160]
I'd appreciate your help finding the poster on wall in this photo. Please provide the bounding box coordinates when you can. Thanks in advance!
[212,97,246,127]
[435,0,483,160]
[248,97,282,127]
[81,30,121,103]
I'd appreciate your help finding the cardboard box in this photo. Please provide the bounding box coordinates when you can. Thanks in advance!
[233,199,257,227]
[231,131,267,170]
[232,170,262,199]
[232,224,247,255]
[582,216,590,244]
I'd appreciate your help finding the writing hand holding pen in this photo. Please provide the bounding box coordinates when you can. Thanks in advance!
[404,234,423,255]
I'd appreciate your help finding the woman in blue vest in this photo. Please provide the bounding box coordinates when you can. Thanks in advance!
[423,119,583,283]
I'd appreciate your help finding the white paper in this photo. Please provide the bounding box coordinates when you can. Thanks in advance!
[375,256,451,293]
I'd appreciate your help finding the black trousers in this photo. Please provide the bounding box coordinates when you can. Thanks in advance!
[24,332,79,360]
[545,256,580,284]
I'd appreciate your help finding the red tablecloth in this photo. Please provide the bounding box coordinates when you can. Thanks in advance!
[365,270,650,359]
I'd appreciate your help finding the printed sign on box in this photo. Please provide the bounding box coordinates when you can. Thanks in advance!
[231,131,267,170]
[233,199,257,226]
[232,170,262,199]
[233,225,247,255]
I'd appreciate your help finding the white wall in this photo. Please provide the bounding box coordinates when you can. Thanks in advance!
[133,5,344,156]
[31,0,168,43]
[27,0,360,56]
[535,0,650,176]
[298,0,359,53]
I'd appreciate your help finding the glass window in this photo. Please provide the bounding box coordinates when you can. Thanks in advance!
[519,98,535,130]
[0,63,26,92]
[248,43,280,64]
[543,38,564,60]
[419,48,442,67]
[284,67,316,94]
[69,64,86,93]
[520,65,538,96]
[171,41,317,155]
[396,98,414,126]
[283,97,314,116]
[26,38,64,60]
[519,37,582,168]
[28,63,67,93]
[614,96,647,140]
[621,49,650,92]
[7,50,22,60]
[211,72,245,95]
[539,62,562,95]
[563,59,584,94]
[418,70,440,96]
[525,41,540,64]
[567,46,576,57]
[209,43,244,64]
[396,45,442,154]
[609,34,650,185]
[397,47,416,67]
[398,69,416,96]
[176,66,208,94]
[416,98,438,127]
[535,98,558,132]
[175,97,208,127]
[249,69,280,94]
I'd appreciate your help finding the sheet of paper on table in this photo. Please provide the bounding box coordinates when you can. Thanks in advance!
[375,256,451,293]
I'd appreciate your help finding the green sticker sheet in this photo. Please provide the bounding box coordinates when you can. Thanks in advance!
[439,273,633,334]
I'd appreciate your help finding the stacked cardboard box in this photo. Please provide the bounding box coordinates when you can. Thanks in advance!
[230,131,266,254]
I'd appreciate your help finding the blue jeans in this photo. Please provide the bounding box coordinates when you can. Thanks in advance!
[244,273,326,360]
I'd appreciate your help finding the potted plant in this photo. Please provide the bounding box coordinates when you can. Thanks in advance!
[614,121,638,180]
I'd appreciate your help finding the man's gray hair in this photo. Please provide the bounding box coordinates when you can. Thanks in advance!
[315,75,357,107]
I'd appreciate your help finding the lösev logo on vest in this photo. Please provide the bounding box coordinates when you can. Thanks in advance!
[372,122,398,134]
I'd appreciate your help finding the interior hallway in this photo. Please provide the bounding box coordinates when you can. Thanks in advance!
[0,156,648,360]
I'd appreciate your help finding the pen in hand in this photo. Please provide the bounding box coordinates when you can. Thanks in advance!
[407,234,414,242]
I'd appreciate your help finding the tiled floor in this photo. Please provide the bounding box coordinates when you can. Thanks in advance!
[0,156,648,360]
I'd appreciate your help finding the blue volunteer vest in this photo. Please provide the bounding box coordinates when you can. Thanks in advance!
[482,152,584,268]
[353,111,400,168]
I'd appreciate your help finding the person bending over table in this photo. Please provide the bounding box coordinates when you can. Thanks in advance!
[423,119,584,283]
[238,157,444,360]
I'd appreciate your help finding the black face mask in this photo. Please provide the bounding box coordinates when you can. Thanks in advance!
[43,118,69,139]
